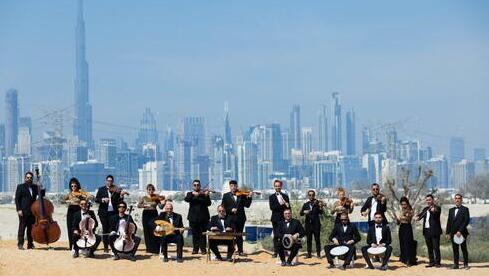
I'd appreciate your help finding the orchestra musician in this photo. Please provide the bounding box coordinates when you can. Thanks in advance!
[396,197,417,266]
[446,193,470,270]
[325,212,361,270]
[72,199,101,258]
[269,179,290,257]
[109,201,140,261]
[300,189,323,258]
[221,180,252,256]
[416,194,442,268]
[95,175,127,252]
[153,201,184,263]
[208,205,236,261]
[64,177,90,250]
[360,183,388,226]
[15,171,45,250]
[361,212,393,271]
[276,208,305,266]
[184,179,211,255]
[137,183,164,254]
[330,187,354,223]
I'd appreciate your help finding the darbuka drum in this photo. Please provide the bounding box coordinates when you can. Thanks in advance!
[453,235,465,245]
[330,245,349,256]
[282,234,294,249]
[367,246,386,256]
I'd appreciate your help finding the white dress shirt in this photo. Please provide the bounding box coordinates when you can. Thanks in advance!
[375,225,383,244]
[107,190,114,212]
[220,218,226,232]
[343,225,348,233]
[454,207,459,217]
[424,209,431,228]
[370,198,378,221]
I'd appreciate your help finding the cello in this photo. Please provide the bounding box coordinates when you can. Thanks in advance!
[30,168,61,245]
[76,202,97,249]
[113,205,136,252]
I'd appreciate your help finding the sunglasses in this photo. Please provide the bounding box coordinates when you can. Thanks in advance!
[117,206,126,209]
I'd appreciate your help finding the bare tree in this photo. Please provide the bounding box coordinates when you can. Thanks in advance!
[468,174,489,204]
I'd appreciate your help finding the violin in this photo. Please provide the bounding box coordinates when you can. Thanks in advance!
[113,206,136,252]
[109,185,129,196]
[340,197,354,207]
[194,188,215,196]
[149,194,166,202]
[30,168,61,245]
[65,189,90,205]
[235,189,261,197]
[76,203,97,249]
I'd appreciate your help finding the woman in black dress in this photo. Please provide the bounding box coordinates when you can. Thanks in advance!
[396,197,418,266]
[63,177,90,251]
[137,184,165,254]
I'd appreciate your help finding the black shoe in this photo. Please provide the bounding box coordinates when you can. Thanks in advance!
[434,264,441,268]
[305,254,312,259]
[216,257,223,261]
[192,250,199,255]
[328,264,335,269]
[380,265,388,271]
[163,257,169,263]
[317,253,321,258]
[104,248,110,253]
[238,252,245,256]
[426,263,435,268]
[450,265,459,269]
[17,245,24,250]
[72,252,79,258]
[177,258,183,263]
[27,244,35,249]
[113,254,120,260]
[339,265,346,270]
[130,255,136,262]
[88,252,95,258]
[281,262,286,266]
[463,264,469,270]
[365,266,374,270]
[287,262,295,266]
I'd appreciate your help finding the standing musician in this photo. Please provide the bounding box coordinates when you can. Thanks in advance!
[15,171,45,250]
[153,201,184,263]
[300,189,323,258]
[446,193,470,270]
[396,197,417,266]
[361,183,388,226]
[330,187,354,223]
[109,201,140,261]
[221,180,252,256]
[325,212,361,270]
[64,177,90,251]
[137,183,165,254]
[416,194,442,268]
[208,205,236,261]
[72,199,101,258]
[276,208,305,266]
[269,179,290,257]
[95,175,128,252]
[184,179,211,255]
[361,212,393,271]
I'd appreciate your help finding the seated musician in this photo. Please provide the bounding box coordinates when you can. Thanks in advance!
[361,212,393,271]
[109,201,141,261]
[276,208,305,266]
[72,199,101,258]
[153,201,184,263]
[207,204,236,261]
[325,212,361,270]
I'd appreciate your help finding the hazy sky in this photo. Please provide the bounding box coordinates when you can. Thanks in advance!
[0,0,488,155]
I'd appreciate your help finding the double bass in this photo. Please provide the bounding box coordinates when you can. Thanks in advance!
[30,168,61,245]
[113,206,136,252]
[76,202,97,249]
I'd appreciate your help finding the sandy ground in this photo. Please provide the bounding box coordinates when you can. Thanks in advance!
[1,240,489,276]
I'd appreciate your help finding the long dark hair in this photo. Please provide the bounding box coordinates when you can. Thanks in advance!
[400,196,412,210]
[69,177,81,191]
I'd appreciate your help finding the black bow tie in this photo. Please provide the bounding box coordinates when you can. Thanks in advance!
[455,207,460,209]
[82,212,88,216]
[376,225,382,228]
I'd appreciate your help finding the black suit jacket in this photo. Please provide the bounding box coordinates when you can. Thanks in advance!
[329,223,361,245]
[184,192,211,223]
[72,210,99,233]
[417,205,442,236]
[15,183,45,216]
[109,214,137,234]
[360,196,388,224]
[300,200,323,230]
[221,192,252,223]
[366,224,392,245]
[153,212,184,235]
[276,218,305,239]
[446,205,470,237]
[95,186,123,216]
[269,192,290,223]
[208,215,236,232]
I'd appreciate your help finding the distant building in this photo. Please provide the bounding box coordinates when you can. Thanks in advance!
[38,160,64,192]
[97,138,117,168]
[16,127,31,156]
[317,105,328,152]
[183,116,206,156]
[345,108,356,156]
[138,161,165,191]
[331,92,342,152]
[313,160,338,189]
[302,127,313,157]
[452,159,475,191]
[70,161,105,192]
[425,156,449,189]
[3,156,31,192]
[449,136,465,165]
[474,148,487,161]
[289,105,301,151]
[5,89,19,157]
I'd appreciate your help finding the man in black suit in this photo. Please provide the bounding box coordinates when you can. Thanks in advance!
[72,199,101,258]
[361,212,393,271]
[184,179,211,255]
[416,194,442,268]
[221,180,252,256]
[300,189,323,258]
[208,205,236,261]
[15,171,45,250]
[325,212,361,270]
[446,193,470,270]
[276,208,305,266]
[108,201,141,261]
[360,183,388,226]
[269,179,290,257]
[95,175,126,252]
[153,201,184,263]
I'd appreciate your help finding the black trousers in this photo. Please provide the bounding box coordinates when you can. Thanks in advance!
[235,219,245,253]
[189,221,207,252]
[305,227,321,256]
[424,233,441,265]
[99,211,116,250]
[451,235,468,266]
[109,235,141,256]
[66,205,81,250]
[73,234,101,254]
[325,244,356,266]
[161,234,184,259]
[142,210,159,254]
[277,242,300,263]
[17,214,34,247]
[272,221,279,254]
[210,239,234,259]
[362,245,392,267]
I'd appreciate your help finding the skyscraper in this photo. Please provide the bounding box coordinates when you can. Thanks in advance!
[317,105,328,152]
[136,108,159,154]
[449,136,465,165]
[346,108,356,156]
[474,148,486,161]
[5,89,18,157]
[302,127,313,156]
[73,0,93,147]
[224,102,232,145]
[183,116,206,156]
[331,92,342,152]
[289,105,301,151]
